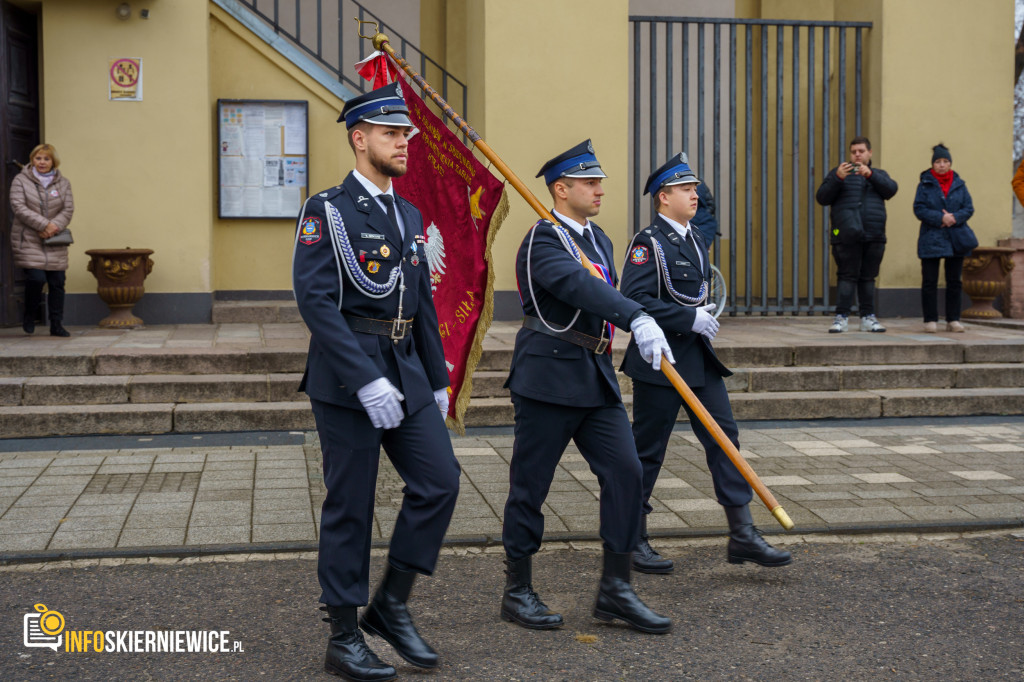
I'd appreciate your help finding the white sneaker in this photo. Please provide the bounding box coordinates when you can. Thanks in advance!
[859,315,886,332]
[828,315,848,333]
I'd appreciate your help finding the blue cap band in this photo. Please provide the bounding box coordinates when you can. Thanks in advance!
[543,153,603,185]
[343,97,409,129]
[648,162,697,195]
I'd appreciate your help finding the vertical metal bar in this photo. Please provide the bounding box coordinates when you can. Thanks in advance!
[295,0,301,43]
[633,21,642,235]
[776,25,784,312]
[745,25,753,313]
[856,27,863,134]
[682,23,689,154]
[792,25,800,311]
[340,4,346,86]
[822,27,831,312]
[760,25,768,313]
[274,0,279,28]
[808,27,816,312]
[729,24,737,313]
[713,23,722,270]
[649,22,658,177]
[698,23,705,172]
[666,23,673,158]
[317,0,322,58]
[838,28,847,170]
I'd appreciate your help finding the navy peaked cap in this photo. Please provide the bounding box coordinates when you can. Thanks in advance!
[644,152,700,195]
[536,139,607,185]
[339,81,413,129]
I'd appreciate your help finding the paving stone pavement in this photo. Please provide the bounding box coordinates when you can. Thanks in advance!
[1,416,1022,559]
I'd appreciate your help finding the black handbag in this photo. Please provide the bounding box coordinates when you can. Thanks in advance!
[44,228,74,246]
[948,223,978,256]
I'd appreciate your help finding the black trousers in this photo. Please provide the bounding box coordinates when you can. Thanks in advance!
[503,393,642,560]
[831,241,886,317]
[631,369,752,512]
[921,257,964,322]
[311,398,460,607]
[23,269,66,324]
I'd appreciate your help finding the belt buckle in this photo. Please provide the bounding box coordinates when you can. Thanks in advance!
[593,336,609,354]
[390,318,409,341]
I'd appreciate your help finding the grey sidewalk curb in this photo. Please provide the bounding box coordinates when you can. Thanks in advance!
[3,518,1021,566]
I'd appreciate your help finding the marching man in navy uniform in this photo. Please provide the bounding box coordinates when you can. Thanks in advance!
[500,140,675,635]
[292,82,461,681]
[620,153,791,574]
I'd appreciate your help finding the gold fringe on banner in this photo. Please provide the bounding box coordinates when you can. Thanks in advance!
[446,185,510,436]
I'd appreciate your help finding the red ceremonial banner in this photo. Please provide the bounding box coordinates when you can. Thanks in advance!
[392,76,509,434]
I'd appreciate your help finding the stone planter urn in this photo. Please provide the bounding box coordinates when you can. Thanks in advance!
[85,248,155,328]
[962,246,1015,319]
[997,238,1024,318]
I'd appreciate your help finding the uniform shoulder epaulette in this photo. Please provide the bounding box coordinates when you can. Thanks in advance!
[313,185,344,201]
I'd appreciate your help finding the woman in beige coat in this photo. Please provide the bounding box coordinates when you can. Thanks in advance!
[10,143,74,336]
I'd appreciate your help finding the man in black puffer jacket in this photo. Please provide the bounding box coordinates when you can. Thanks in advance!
[816,136,898,333]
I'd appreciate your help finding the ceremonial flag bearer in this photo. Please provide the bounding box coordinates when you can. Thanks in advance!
[620,153,792,574]
[500,140,675,634]
[293,81,461,681]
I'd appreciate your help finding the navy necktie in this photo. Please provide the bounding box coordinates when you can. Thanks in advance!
[379,194,401,239]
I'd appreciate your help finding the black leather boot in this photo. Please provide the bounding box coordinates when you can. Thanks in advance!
[724,504,793,567]
[359,562,438,669]
[321,605,396,681]
[500,555,564,630]
[48,277,68,337]
[632,515,674,574]
[593,549,671,634]
[49,322,70,338]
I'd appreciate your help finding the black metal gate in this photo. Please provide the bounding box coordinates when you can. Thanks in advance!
[630,16,871,315]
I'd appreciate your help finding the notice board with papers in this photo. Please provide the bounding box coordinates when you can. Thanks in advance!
[217,99,309,219]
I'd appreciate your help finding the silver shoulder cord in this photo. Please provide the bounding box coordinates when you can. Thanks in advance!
[622,232,708,307]
[324,200,406,315]
[525,220,582,333]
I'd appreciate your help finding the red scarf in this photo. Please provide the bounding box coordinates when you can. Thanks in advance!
[930,169,954,197]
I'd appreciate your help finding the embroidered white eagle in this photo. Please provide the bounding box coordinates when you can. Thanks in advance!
[424,222,446,291]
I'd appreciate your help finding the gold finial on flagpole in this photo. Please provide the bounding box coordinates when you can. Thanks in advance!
[354,18,389,51]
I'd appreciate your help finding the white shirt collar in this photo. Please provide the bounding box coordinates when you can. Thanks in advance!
[352,169,394,202]
[551,209,591,238]
[659,213,692,240]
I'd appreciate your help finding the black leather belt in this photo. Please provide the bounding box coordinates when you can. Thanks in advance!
[344,315,414,341]
[522,315,609,354]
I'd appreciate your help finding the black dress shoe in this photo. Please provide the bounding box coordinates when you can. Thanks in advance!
[724,504,793,567]
[593,549,671,634]
[23,318,35,334]
[500,555,564,630]
[359,562,438,669]
[633,516,673,574]
[50,324,70,338]
[322,606,396,682]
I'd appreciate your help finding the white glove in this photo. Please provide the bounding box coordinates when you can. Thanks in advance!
[356,378,405,430]
[433,388,450,421]
[692,304,720,341]
[631,314,675,371]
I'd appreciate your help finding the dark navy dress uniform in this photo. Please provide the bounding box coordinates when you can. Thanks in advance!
[621,153,790,571]
[294,172,460,608]
[620,214,751,512]
[503,213,645,560]
[499,140,671,636]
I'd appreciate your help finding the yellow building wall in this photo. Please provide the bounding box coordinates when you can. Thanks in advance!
[208,6,351,292]
[875,0,1013,289]
[38,0,212,295]
[430,0,632,296]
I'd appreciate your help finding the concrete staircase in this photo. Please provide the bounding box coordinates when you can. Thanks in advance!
[1,318,1023,438]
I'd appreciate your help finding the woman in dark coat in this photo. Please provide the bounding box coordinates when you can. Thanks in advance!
[913,143,973,333]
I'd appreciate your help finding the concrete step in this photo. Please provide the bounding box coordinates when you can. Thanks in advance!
[468,364,1024,400]
[0,374,305,406]
[0,349,307,377]
[211,300,301,324]
[462,387,1024,427]
[0,401,315,438]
